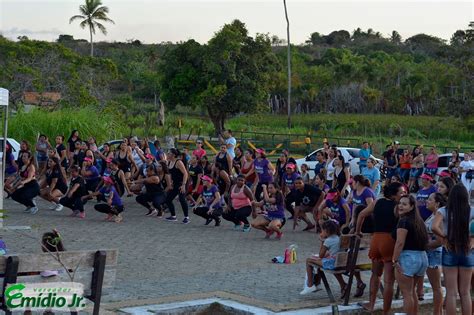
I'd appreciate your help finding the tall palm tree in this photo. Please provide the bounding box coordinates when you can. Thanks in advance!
[69,0,114,57]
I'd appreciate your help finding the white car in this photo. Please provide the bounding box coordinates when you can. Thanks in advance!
[296,147,382,178]
[0,138,20,160]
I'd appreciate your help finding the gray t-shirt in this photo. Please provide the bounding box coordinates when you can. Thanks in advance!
[437,206,474,236]
[323,235,340,256]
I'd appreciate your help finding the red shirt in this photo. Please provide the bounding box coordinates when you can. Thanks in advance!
[193,148,206,160]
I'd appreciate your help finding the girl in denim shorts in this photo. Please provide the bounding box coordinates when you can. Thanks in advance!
[432,183,474,315]
[392,195,429,315]
[424,193,446,315]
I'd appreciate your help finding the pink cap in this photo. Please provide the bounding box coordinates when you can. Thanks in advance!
[145,153,154,159]
[84,157,93,162]
[105,158,112,163]
[439,170,450,177]
[103,176,114,184]
[201,175,213,183]
[420,173,433,181]
[325,192,337,200]
[255,148,265,154]
[286,163,296,169]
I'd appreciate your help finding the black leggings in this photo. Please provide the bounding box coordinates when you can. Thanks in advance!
[222,206,252,225]
[94,203,124,215]
[194,206,222,221]
[165,186,189,217]
[136,192,166,210]
[60,196,85,212]
[11,181,40,208]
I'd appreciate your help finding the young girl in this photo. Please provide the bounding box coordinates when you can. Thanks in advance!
[300,163,310,184]
[300,220,345,295]
[314,173,330,193]
[392,195,429,315]
[251,182,285,240]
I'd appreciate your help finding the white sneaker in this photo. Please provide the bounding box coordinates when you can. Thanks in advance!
[49,202,58,210]
[54,204,64,212]
[30,207,39,215]
[300,284,321,295]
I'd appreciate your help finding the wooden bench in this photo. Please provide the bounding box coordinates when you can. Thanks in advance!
[310,233,372,306]
[0,249,118,315]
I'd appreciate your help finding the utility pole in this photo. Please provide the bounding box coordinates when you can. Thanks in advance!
[283,0,292,129]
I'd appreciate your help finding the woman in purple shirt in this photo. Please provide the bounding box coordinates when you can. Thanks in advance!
[251,182,285,240]
[253,149,275,201]
[348,175,375,229]
[193,175,223,226]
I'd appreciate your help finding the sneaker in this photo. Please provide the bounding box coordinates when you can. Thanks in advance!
[182,217,190,224]
[156,210,164,218]
[234,223,242,230]
[104,214,114,221]
[243,224,251,232]
[265,230,274,239]
[300,285,319,295]
[165,216,177,222]
[114,214,123,223]
[49,203,58,210]
[205,218,213,225]
[70,210,79,217]
[276,231,283,240]
[24,207,32,213]
[146,209,158,216]
[54,204,64,212]
[214,217,221,227]
[29,207,39,215]
[78,212,86,219]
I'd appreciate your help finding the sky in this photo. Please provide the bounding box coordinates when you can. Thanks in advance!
[0,0,472,44]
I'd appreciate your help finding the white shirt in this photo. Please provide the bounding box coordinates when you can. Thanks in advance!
[226,137,237,159]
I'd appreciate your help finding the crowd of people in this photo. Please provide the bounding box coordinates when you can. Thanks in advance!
[4,130,474,314]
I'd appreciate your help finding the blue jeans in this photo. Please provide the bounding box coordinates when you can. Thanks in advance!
[442,247,474,267]
[399,250,428,277]
[427,249,442,268]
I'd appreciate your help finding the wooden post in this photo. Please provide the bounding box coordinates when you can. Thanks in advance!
[90,251,107,315]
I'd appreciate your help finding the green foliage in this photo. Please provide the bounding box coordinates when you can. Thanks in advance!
[159,20,280,134]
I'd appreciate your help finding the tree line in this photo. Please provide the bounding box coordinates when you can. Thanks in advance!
[0,20,472,134]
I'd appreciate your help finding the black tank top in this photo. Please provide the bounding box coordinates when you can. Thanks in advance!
[335,167,347,193]
[215,152,229,171]
[111,169,125,196]
[117,151,131,171]
[145,178,163,194]
[169,160,184,187]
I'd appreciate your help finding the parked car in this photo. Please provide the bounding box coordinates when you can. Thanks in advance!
[98,139,157,156]
[0,138,20,160]
[296,147,383,178]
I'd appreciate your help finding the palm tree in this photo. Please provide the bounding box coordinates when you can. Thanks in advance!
[69,0,114,57]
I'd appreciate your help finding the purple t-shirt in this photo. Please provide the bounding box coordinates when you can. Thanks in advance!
[417,185,437,220]
[325,198,348,224]
[85,166,100,181]
[351,188,375,208]
[202,185,222,208]
[99,185,122,206]
[283,172,299,190]
[254,158,273,183]
[265,193,285,219]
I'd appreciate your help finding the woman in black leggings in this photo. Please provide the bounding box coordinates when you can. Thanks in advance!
[223,175,255,231]
[11,151,40,214]
[165,148,190,224]
[136,164,167,216]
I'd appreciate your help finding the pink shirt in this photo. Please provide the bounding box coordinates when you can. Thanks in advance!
[192,148,206,160]
[231,186,251,209]
[425,153,438,168]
